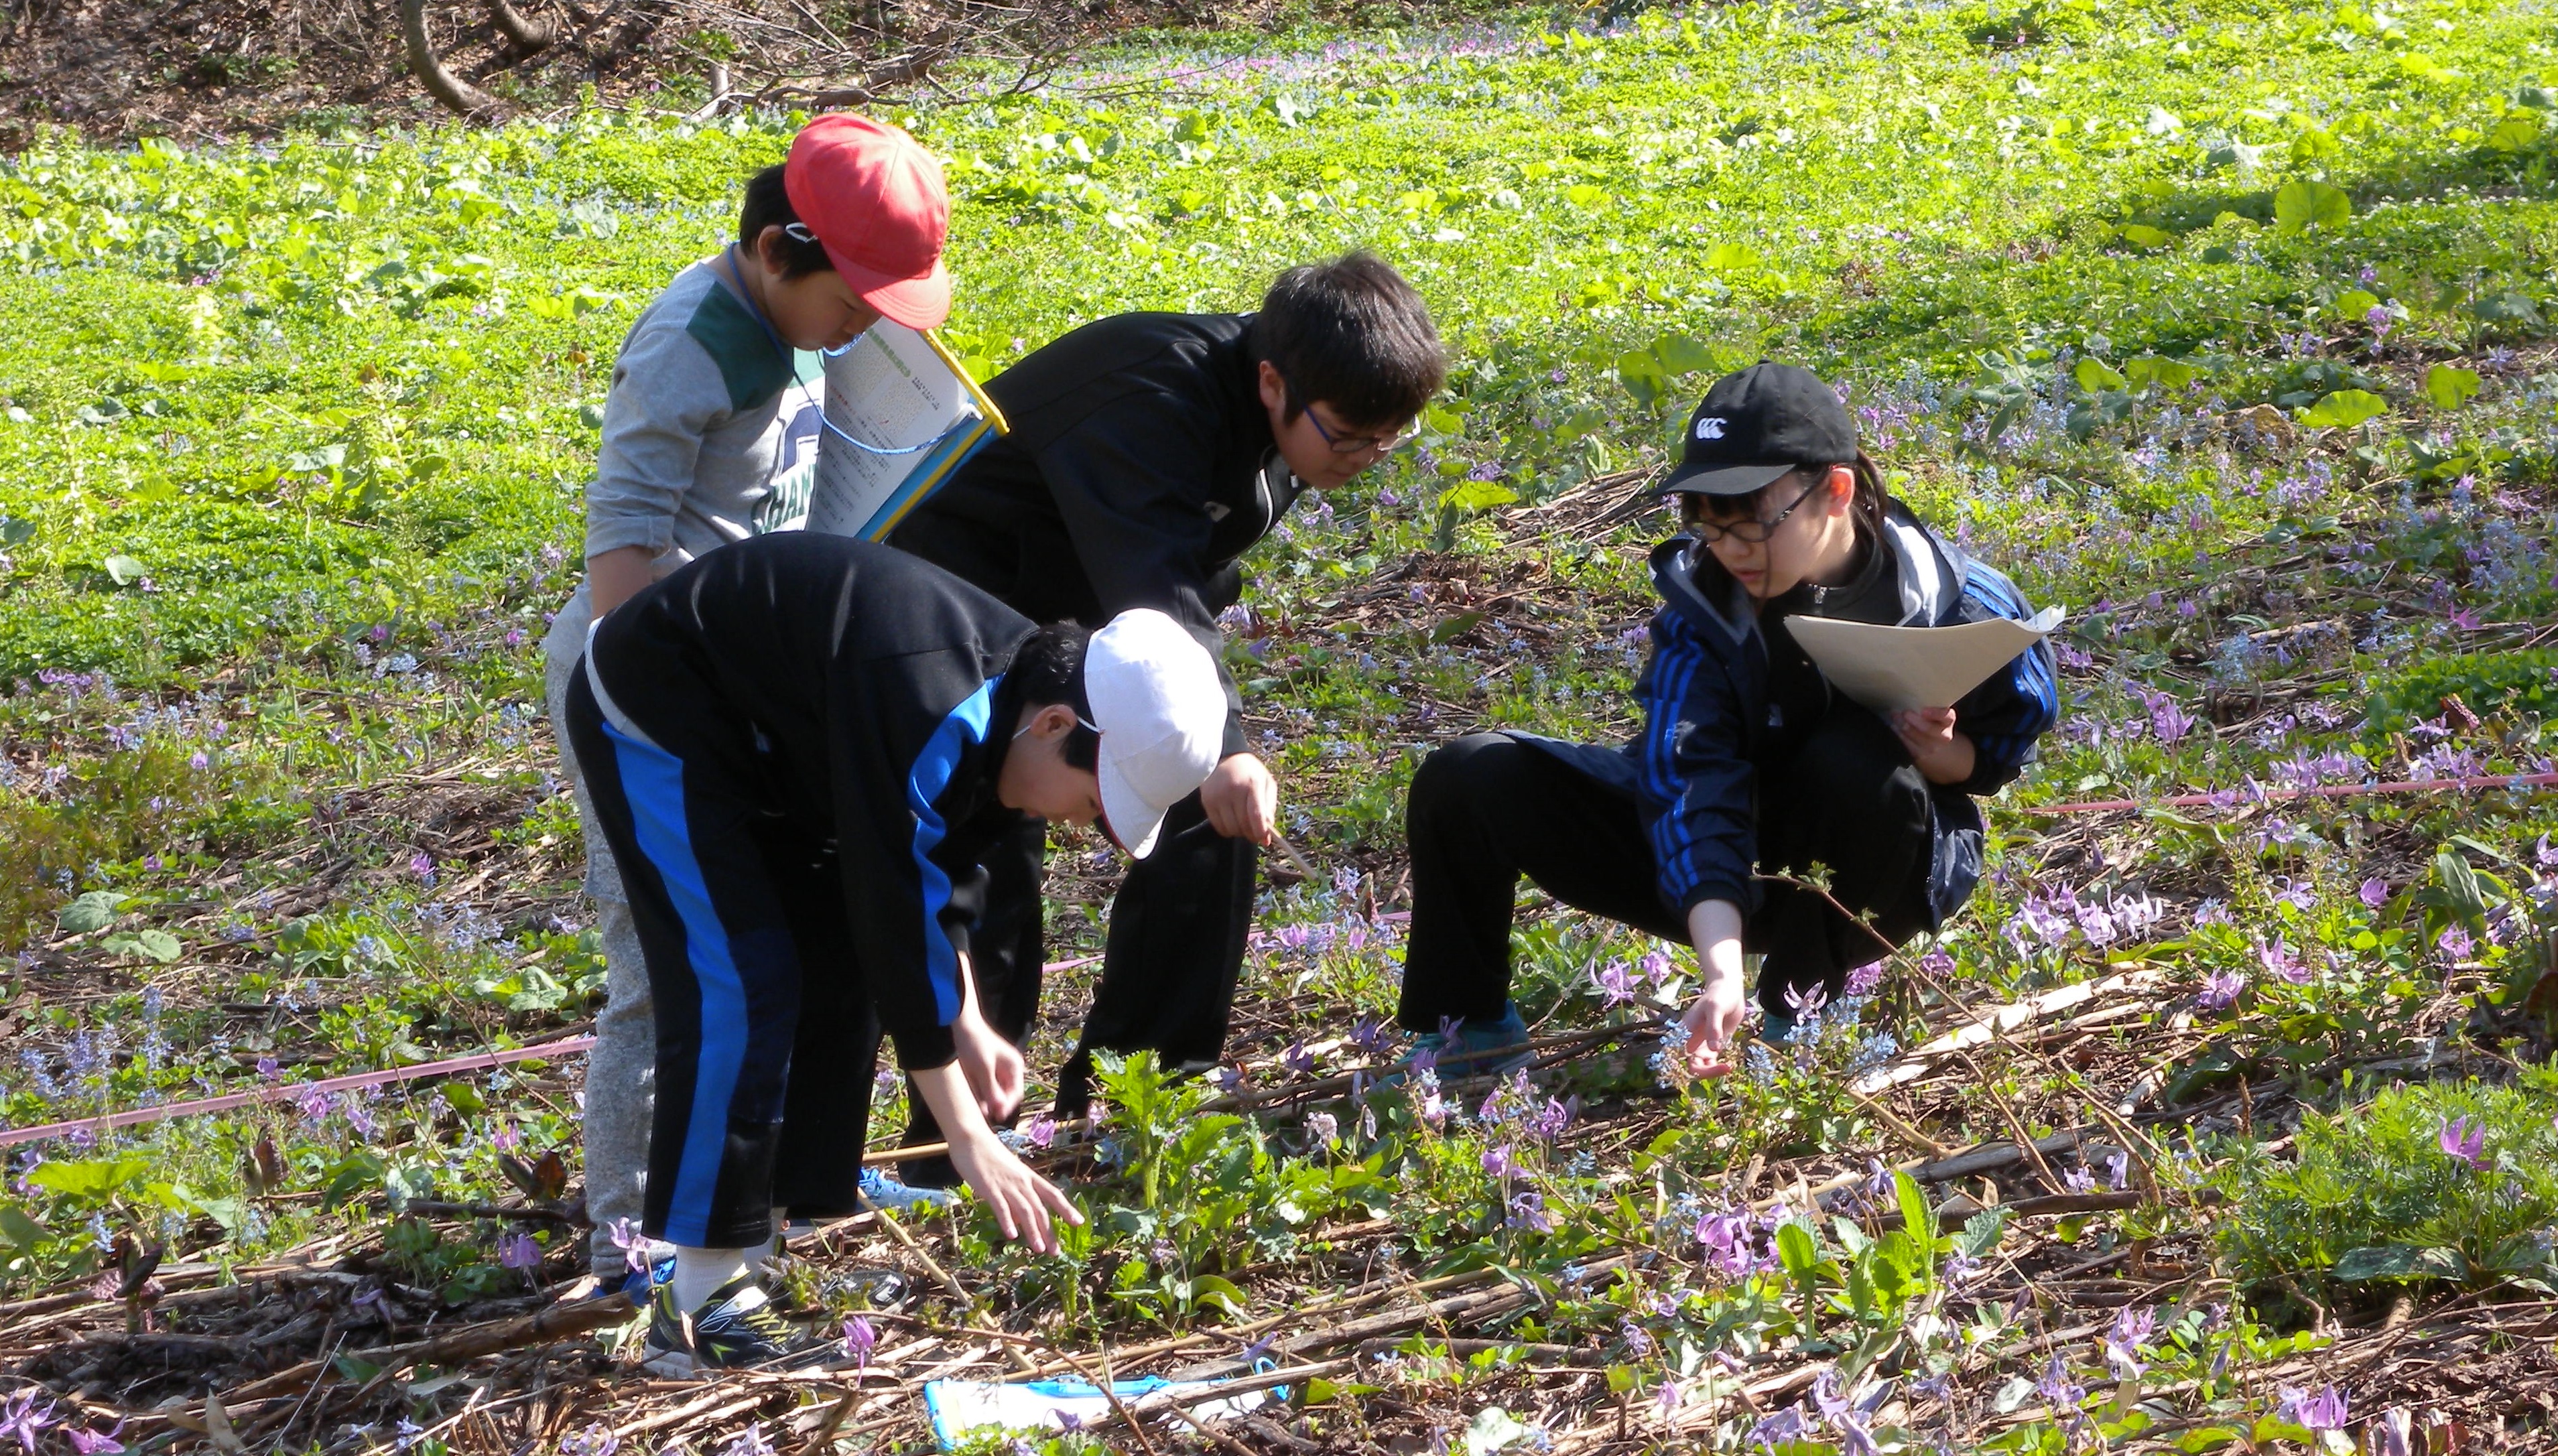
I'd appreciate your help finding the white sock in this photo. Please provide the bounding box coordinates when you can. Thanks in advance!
[670,1246,753,1311]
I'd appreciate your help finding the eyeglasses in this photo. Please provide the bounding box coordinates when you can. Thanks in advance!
[1283,375,1421,456]
[1682,474,1818,544]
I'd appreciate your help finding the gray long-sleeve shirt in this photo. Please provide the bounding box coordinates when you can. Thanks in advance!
[582,258,826,570]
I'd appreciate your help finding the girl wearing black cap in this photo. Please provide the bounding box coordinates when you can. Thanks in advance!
[1395,362,2059,1077]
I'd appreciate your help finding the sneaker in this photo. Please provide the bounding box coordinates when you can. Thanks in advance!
[858,1164,957,1213]
[1758,1008,1800,1047]
[604,1249,676,1309]
[642,1272,816,1376]
[1394,1004,1535,1083]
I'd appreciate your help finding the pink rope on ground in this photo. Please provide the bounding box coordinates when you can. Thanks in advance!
[0,953,1110,1150]
[2016,770,2558,816]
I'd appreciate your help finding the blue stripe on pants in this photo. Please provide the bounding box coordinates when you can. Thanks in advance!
[597,715,746,1249]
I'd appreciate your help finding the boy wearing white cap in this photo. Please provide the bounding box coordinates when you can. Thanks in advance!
[562,531,1224,1373]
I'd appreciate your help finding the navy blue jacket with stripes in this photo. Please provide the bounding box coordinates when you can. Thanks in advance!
[586,533,1038,1071]
[1534,501,2059,928]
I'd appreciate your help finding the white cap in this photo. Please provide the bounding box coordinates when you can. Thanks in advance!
[1086,608,1226,858]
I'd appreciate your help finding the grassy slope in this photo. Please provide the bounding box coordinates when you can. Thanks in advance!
[0,0,2555,1444]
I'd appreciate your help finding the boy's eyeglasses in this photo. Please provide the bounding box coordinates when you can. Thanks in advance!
[1682,474,1818,544]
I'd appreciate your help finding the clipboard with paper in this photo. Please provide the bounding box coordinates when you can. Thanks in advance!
[1783,606,2066,713]
[763,322,1009,540]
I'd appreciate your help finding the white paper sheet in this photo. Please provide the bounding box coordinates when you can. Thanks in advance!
[796,322,974,538]
[923,1376,1277,1450]
[1781,606,2065,713]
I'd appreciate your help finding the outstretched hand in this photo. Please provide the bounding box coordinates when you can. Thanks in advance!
[1679,970,1746,1080]
[946,1132,1084,1254]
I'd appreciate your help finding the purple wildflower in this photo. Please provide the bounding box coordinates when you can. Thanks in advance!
[2195,970,2246,1010]
[1593,960,1637,1007]
[2360,878,2390,909]
[1022,1112,1056,1150]
[843,1315,876,1368]
[66,1424,126,1455]
[0,1393,52,1455]
[2437,924,2477,962]
[2281,1384,2350,1434]
[1653,1376,1683,1418]
[497,1232,542,1270]
[2439,1116,2487,1169]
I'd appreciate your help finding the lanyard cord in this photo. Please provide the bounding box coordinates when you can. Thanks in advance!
[719,246,942,459]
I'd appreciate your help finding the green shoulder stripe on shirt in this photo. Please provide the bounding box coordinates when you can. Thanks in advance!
[684,283,791,413]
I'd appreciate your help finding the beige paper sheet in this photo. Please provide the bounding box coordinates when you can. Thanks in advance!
[1783,606,2065,713]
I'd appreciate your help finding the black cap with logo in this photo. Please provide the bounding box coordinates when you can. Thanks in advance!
[1648,362,1859,497]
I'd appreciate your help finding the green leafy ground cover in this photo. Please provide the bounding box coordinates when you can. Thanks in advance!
[3,0,2558,1449]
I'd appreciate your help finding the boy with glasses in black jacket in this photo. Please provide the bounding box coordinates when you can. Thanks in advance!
[885,251,1446,1145]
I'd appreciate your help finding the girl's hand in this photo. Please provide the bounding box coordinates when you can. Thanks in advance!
[946,1126,1083,1254]
[1886,706,1977,786]
[1680,968,1747,1079]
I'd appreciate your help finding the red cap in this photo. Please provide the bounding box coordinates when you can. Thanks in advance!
[783,115,950,330]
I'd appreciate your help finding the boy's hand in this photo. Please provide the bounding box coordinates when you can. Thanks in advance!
[946,1129,1083,1254]
[1679,969,1746,1079]
[1886,706,1976,786]
[952,1010,1025,1121]
[1200,752,1278,846]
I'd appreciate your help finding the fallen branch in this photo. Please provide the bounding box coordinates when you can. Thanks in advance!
[399,0,505,115]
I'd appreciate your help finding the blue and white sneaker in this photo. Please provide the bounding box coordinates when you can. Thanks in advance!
[858,1165,957,1213]
[614,1248,676,1308]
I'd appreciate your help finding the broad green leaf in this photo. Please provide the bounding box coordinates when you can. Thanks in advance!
[1653,334,1718,375]
[2118,223,2173,249]
[2330,1244,2424,1281]
[27,1156,151,1201]
[2332,288,2381,320]
[1776,1220,1819,1276]
[103,555,147,587]
[1956,1207,2010,1258]
[2273,179,2351,233]
[2299,389,2387,429]
[58,890,127,934]
[1440,482,1517,513]
[2125,354,2203,390]
[0,1205,49,1250]
[2423,364,2482,410]
[1563,183,1610,210]
[2073,358,2127,393]
[1894,1171,1935,1246]
[1464,1406,1535,1455]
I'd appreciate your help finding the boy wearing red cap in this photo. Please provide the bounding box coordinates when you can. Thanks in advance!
[542,114,954,1286]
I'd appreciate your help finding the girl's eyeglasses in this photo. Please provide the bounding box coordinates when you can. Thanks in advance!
[1681,473,1818,544]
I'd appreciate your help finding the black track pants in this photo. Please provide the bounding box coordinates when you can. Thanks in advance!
[565,671,878,1250]
[1398,704,1936,1029]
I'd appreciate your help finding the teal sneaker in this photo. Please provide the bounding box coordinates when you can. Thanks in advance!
[858,1165,957,1213]
[1402,1005,1535,1081]
[642,1271,817,1376]
[1758,1008,1800,1047]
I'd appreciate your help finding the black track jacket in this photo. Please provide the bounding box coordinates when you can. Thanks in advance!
[584,532,1037,1069]
[888,312,1297,758]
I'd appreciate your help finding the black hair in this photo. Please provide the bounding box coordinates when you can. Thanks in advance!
[1007,622,1100,772]
[1252,251,1448,429]
[738,165,837,281]
[1683,451,1890,545]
